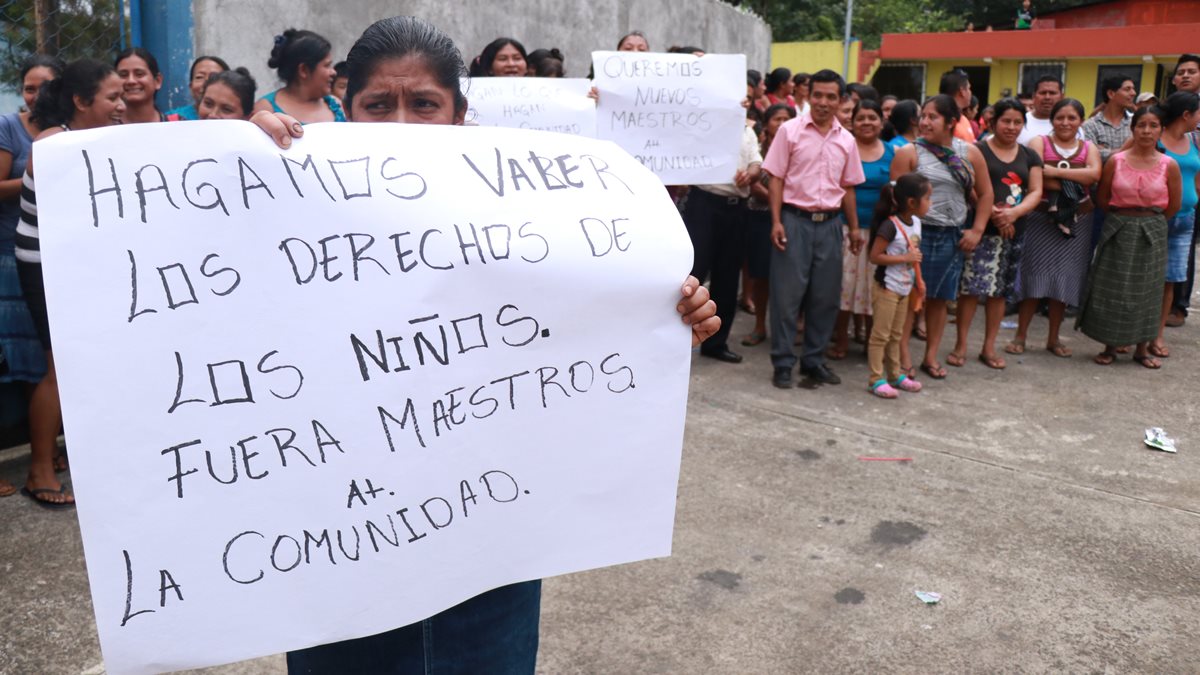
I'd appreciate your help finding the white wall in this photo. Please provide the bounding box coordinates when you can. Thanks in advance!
[193,0,771,98]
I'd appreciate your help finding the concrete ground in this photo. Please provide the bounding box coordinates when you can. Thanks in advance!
[3,306,1199,674]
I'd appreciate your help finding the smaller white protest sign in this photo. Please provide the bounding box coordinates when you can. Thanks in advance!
[592,51,746,185]
[465,77,596,137]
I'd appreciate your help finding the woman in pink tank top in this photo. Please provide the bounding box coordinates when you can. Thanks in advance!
[1078,106,1182,368]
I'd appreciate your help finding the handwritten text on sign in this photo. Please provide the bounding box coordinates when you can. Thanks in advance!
[35,122,693,674]
[465,77,596,137]
[592,51,746,185]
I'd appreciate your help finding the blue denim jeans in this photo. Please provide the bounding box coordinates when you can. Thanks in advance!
[286,580,541,674]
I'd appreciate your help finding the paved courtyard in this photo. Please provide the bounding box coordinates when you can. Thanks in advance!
[3,307,1199,674]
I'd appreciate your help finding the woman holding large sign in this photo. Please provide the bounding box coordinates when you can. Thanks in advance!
[251,16,717,671]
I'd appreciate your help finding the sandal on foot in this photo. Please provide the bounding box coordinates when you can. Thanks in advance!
[978,353,1006,369]
[20,485,75,510]
[826,346,848,360]
[914,326,928,341]
[1115,345,1132,354]
[870,380,899,399]
[1004,339,1026,355]
[1046,342,1072,358]
[920,362,947,379]
[0,480,16,498]
[1093,351,1117,365]
[741,331,767,347]
[1148,343,1169,358]
[1133,354,1162,369]
[891,375,923,393]
[945,351,966,367]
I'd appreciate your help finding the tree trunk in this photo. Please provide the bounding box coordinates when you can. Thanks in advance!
[34,0,59,55]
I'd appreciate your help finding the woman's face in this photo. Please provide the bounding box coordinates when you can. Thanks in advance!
[189,58,226,104]
[881,98,896,119]
[492,44,527,76]
[198,81,247,120]
[1051,105,1082,139]
[993,108,1024,145]
[349,55,464,125]
[836,98,855,127]
[794,80,809,100]
[1132,114,1163,148]
[765,109,791,138]
[302,55,336,96]
[618,35,649,52]
[21,65,54,111]
[117,54,162,105]
[77,73,126,129]
[919,102,950,139]
[754,79,766,98]
[852,108,882,142]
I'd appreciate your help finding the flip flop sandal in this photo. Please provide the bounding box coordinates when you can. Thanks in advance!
[978,353,1006,369]
[826,346,848,360]
[1004,339,1026,355]
[741,332,767,347]
[1148,344,1169,358]
[0,480,16,498]
[1093,351,1117,365]
[1046,343,1072,358]
[920,362,947,379]
[1133,355,1162,369]
[945,352,966,367]
[20,486,75,510]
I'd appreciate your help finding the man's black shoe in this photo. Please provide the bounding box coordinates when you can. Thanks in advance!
[772,367,793,388]
[800,364,841,385]
[701,347,743,363]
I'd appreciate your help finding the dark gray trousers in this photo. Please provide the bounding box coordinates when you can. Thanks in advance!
[769,209,843,371]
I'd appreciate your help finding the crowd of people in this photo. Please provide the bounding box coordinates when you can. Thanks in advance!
[706,57,1200,400]
[0,11,1194,672]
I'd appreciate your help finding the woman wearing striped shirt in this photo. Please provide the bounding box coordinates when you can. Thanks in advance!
[14,58,125,509]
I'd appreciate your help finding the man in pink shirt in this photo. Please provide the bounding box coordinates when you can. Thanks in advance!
[762,69,865,388]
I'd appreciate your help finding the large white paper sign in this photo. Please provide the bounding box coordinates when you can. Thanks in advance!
[465,77,597,137]
[592,51,746,185]
[35,121,694,674]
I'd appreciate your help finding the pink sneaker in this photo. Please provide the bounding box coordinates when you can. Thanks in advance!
[870,380,899,399]
[892,375,923,393]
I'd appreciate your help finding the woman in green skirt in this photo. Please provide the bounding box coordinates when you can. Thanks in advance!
[1078,106,1182,368]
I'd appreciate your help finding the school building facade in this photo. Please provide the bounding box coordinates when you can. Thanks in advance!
[866,0,1200,107]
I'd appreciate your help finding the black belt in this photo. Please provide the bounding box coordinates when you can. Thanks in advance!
[783,203,840,223]
[694,189,747,207]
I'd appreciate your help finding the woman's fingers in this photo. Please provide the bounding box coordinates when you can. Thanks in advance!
[249,110,304,149]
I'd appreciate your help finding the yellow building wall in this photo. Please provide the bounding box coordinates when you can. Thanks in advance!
[771,41,860,81]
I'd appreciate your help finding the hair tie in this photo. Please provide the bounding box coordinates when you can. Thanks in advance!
[274,34,286,47]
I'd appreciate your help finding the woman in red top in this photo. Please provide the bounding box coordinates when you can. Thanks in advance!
[764,67,796,110]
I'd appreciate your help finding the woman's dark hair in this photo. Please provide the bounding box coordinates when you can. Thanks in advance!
[204,67,257,116]
[764,67,791,95]
[881,94,898,104]
[792,72,810,87]
[847,82,879,101]
[1049,97,1085,122]
[479,37,526,76]
[852,98,883,121]
[31,58,114,128]
[334,60,349,79]
[527,48,564,78]
[762,103,796,126]
[115,47,160,77]
[991,97,1026,123]
[269,29,332,84]
[344,16,467,117]
[924,93,961,126]
[747,69,762,88]
[1160,91,1200,126]
[190,55,229,79]
[872,173,932,237]
[20,54,64,82]
[889,99,920,136]
[667,45,704,54]
[617,31,648,50]
[810,69,846,97]
[1132,104,1166,127]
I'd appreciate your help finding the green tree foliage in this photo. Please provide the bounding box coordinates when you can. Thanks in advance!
[742,0,1090,48]
[0,0,121,92]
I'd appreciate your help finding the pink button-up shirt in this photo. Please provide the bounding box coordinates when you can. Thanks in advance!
[762,113,865,212]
